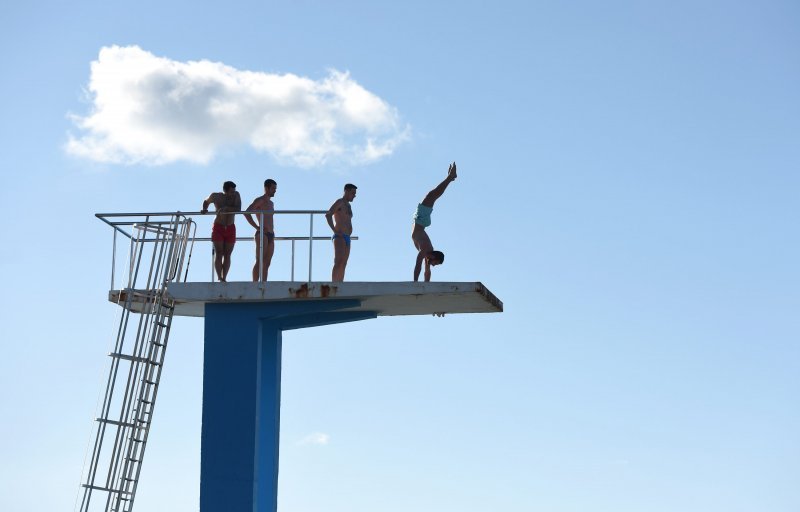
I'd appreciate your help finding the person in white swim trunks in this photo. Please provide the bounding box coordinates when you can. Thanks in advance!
[412,162,457,282]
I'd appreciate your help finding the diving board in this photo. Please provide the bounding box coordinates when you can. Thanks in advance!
[109,281,503,317]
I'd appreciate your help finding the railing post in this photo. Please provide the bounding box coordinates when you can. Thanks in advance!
[291,240,295,282]
[111,229,117,291]
[308,214,314,282]
[258,212,264,282]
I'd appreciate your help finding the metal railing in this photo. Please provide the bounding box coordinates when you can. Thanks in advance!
[96,210,357,286]
[78,213,194,512]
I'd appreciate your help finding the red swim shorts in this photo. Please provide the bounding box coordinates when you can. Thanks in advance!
[211,223,236,244]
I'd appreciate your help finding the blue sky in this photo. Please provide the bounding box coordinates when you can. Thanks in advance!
[1,1,799,511]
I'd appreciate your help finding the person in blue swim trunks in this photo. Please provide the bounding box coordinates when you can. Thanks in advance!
[412,162,457,281]
[326,183,357,281]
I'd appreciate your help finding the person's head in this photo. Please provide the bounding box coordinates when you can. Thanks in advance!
[264,178,277,197]
[428,250,445,266]
[344,183,357,201]
[223,181,237,195]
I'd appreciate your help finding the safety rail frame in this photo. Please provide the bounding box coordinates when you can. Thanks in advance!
[78,213,195,512]
[96,210,358,284]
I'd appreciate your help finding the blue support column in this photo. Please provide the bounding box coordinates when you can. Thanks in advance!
[200,301,376,512]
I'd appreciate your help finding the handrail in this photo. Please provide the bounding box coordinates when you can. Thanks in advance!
[97,210,357,285]
[96,210,326,217]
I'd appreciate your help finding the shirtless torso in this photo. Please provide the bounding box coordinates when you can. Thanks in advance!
[206,192,241,226]
[245,194,275,233]
[330,199,353,235]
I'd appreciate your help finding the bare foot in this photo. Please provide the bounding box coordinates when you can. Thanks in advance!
[448,161,457,180]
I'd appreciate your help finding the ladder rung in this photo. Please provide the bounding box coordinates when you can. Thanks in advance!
[96,418,135,428]
[82,484,131,495]
[155,321,168,328]
[150,341,165,347]
[109,353,160,366]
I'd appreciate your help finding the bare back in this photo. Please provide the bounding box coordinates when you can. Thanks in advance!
[208,192,241,226]
[329,199,353,235]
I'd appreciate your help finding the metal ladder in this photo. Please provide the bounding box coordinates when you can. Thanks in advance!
[78,215,195,512]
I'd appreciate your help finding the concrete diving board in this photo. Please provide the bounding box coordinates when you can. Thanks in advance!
[109,281,503,317]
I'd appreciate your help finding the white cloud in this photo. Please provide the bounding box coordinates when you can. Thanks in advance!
[66,45,410,168]
[298,432,330,446]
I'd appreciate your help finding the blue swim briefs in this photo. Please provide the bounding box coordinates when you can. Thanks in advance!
[332,233,351,247]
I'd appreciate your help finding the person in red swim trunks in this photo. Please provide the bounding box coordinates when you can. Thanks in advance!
[202,181,241,282]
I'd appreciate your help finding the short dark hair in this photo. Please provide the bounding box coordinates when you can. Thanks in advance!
[265,179,277,188]
[344,183,357,191]
[223,181,236,191]
[431,251,445,264]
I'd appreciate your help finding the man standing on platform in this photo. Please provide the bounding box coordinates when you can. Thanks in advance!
[412,162,457,282]
[202,181,241,282]
[244,179,277,282]
[326,183,357,281]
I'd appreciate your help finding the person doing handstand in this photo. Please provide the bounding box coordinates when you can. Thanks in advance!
[412,162,457,282]
[202,181,241,282]
[244,179,277,282]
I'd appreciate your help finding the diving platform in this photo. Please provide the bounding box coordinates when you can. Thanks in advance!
[109,281,503,317]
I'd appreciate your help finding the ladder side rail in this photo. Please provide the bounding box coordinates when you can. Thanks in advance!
[115,225,182,511]
[105,224,167,495]
[115,311,164,499]
[176,219,194,281]
[106,226,170,494]
[179,220,197,283]
[112,226,177,510]
[80,218,154,512]
[119,300,176,511]
[164,215,187,282]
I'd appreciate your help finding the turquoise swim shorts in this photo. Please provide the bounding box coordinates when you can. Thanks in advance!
[413,203,433,227]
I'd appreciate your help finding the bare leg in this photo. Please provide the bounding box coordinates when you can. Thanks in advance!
[213,241,225,281]
[252,236,274,282]
[222,243,234,281]
[332,238,349,281]
[263,240,275,282]
[421,162,457,207]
